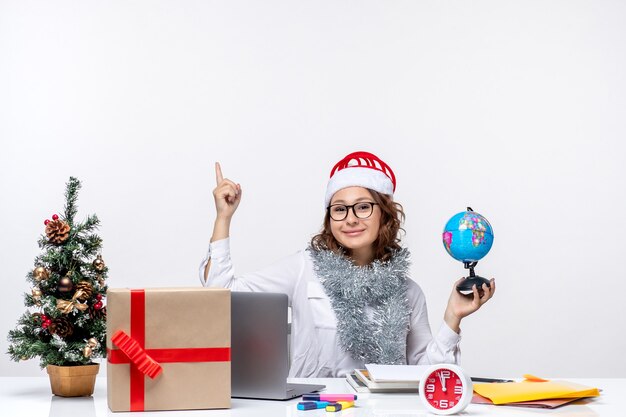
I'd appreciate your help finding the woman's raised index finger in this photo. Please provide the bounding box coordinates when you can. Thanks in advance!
[215,162,224,184]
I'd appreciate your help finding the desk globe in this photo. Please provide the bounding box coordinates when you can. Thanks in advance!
[442,207,493,292]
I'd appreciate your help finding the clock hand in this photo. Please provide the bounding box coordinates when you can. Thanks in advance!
[438,371,447,392]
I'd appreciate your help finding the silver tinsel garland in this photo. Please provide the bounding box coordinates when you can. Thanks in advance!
[308,247,411,364]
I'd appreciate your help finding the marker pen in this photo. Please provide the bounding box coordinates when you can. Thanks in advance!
[302,394,357,402]
[326,401,354,412]
[296,401,330,410]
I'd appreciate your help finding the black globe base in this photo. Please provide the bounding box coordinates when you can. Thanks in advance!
[456,276,491,293]
[457,261,491,293]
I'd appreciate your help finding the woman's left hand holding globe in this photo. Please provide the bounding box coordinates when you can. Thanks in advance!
[443,277,496,333]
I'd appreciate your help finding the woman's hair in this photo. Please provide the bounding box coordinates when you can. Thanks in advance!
[310,189,405,263]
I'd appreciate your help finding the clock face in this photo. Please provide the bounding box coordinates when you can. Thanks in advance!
[423,368,466,411]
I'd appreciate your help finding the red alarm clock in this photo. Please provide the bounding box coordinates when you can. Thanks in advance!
[419,364,473,415]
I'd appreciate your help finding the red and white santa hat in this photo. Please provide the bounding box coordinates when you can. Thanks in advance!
[325,151,396,207]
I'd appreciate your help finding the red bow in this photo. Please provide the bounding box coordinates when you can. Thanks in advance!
[111,330,163,379]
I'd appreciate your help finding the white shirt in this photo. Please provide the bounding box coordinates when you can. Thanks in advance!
[199,238,461,377]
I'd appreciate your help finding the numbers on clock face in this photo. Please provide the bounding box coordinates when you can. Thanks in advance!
[424,369,464,410]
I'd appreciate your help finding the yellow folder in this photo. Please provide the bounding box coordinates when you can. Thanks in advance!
[473,375,600,405]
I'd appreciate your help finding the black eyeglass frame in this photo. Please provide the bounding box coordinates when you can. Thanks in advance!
[326,202,379,221]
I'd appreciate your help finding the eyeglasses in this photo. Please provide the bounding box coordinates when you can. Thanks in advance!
[327,202,378,221]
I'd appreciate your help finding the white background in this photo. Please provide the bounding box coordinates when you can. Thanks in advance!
[1,1,625,378]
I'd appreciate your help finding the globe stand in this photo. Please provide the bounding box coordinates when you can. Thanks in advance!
[457,261,491,293]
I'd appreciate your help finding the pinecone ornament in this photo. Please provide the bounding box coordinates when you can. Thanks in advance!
[74,281,93,302]
[45,219,71,244]
[89,305,106,320]
[48,317,74,338]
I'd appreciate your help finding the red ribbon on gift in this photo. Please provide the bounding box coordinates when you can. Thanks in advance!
[110,330,163,379]
[108,289,231,411]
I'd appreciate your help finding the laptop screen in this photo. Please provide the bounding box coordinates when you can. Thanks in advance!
[231,292,290,398]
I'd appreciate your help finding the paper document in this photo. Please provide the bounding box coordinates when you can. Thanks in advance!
[364,364,430,382]
[472,393,585,409]
[473,376,600,405]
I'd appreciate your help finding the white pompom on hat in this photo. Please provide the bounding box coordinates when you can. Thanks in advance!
[325,151,396,207]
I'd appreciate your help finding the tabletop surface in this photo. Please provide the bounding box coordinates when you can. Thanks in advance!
[1,376,621,417]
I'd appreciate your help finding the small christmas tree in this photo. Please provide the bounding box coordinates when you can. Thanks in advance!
[7,177,107,367]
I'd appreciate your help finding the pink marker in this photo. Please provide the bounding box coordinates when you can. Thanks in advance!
[302,393,357,402]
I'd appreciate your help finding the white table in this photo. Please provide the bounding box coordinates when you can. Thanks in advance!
[0,377,621,417]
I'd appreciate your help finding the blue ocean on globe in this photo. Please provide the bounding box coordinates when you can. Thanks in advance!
[442,211,494,262]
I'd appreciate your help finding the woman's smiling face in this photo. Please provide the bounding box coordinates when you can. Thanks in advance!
[328,186,381,264]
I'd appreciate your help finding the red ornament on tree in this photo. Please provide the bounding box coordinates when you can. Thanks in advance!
[44,219,50,225]
[95,294,102,301]
[94,301,103,310]
[52,214,59,220]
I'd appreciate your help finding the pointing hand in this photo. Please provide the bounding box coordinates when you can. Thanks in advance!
[213,162,241,220]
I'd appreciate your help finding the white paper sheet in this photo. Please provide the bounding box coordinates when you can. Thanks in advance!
[365,364,430,382]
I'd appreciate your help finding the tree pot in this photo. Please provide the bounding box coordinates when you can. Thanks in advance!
[46,363,99,397]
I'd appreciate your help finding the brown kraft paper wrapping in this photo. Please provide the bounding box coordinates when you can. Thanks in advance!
[106,288,231,412]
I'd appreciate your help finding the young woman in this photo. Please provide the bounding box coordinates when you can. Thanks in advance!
[199,151,495,378]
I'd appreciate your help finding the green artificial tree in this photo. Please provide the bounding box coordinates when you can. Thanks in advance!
[8,177,108,367]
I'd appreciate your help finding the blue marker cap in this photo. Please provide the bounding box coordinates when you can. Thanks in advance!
[297,401,330,410]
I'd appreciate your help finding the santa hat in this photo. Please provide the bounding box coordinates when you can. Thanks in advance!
[325,151,396,207]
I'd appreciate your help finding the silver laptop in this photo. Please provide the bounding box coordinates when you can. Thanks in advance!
[231,291,325,400]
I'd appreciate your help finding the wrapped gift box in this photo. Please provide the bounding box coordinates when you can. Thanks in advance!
[106,288,230,412]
